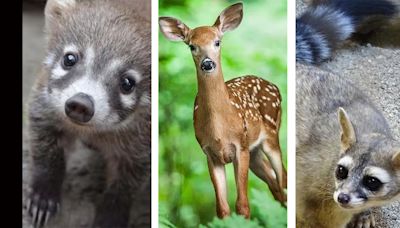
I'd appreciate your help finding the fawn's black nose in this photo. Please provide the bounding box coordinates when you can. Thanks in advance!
[337,193,351,205]
[201,58,216,72]
[65,93,94,123]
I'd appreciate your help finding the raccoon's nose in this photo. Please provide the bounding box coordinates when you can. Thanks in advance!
[337,193,350,205]
[65,93,94,123]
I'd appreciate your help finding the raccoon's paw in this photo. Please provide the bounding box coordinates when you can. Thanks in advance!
[347,210,376,228]
[24,187,60,228]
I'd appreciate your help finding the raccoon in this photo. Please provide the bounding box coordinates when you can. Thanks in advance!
[24,0,151,227]
[296,63,400,228]
[296,0,397,64]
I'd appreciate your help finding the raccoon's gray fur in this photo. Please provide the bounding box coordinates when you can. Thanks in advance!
[296,0,397,64]
[25,0,151,227]
[296,64,400,228]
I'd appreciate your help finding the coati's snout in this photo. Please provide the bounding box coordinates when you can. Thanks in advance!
[65,93,94,123]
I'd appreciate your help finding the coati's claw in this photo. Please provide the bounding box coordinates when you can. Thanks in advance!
[26,192,59,228]
[347,210,375,228]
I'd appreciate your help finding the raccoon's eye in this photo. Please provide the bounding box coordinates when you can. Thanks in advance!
[363,176,382,191]
[215,40,221,47]
[189,44,196,51]
[336,165,348,180]
[120,76,136,94]
[63,53,78,68]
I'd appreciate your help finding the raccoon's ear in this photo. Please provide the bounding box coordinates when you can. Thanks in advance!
[392,151,400,169]
[159,17,190,43]
[338,107,356,152]
[45,0,76,22]
[213,2,243,34]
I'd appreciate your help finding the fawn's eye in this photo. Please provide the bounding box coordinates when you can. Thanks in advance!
[120,76,136,94]
[336,165,348,180]
[63,53,79,68]
[189,44,196,51]
[215,40,221,47]
[363,176,382,191]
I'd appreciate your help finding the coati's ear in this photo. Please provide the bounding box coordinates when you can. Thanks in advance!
[159,17,190,43]
[392,151,400,169]
[213,2,243,34]
[338,107,356,152]
[45,0,76,22]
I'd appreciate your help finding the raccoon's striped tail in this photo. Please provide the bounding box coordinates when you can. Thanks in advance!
[296,0,397,64]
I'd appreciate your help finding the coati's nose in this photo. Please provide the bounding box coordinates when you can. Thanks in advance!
[337,193,350,204]
[201,57,216,72]
[65,93,94,123]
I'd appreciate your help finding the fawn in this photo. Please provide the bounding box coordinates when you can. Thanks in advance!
[159,2,287,218]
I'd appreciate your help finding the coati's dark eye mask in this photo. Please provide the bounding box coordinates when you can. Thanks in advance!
[363,176,383,191]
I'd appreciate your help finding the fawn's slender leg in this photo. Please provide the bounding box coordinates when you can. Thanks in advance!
[207,156,230,218]
[233,148,250,218]
[250,150,285,203]
[262,139,286,204]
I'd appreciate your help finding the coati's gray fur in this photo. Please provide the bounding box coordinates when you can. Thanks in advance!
[25,0,151,227]
[296,63,400,228]
[296,0,397,64]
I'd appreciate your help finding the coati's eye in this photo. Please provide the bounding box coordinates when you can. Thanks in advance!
[189,44,196,51]
[363,176,383,191]
[215,40,221,47]
[63,53,78,68]
[336,165,348,180]
[120,76,136,94]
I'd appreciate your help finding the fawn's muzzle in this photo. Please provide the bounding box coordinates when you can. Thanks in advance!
[65,93,94,123]
[201,58,216,73]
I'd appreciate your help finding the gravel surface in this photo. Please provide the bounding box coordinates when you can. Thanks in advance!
[297,0,400,227]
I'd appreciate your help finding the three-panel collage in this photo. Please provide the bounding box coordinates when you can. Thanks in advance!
[22,0,400,227]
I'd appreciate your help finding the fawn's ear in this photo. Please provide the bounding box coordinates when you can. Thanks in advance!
[213,2,243,34]
[159,17,190,42]
[392,151,400,169]
[45,0,76,23]
[338,107,356,153]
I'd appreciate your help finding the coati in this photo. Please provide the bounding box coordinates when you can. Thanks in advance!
[296,0,397,64]
[24,0,151,227]
[296,64,400,228]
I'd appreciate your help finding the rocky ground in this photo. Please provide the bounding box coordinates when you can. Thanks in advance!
[297,0,400,227]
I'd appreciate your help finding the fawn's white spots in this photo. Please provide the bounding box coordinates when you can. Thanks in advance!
[264,114,276,126]
[224,76,280,127]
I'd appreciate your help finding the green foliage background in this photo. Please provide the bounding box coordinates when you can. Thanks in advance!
[159,0,287,227]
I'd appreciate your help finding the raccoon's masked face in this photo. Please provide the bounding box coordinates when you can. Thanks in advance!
[332,108,400,210]
[42,0,150,131]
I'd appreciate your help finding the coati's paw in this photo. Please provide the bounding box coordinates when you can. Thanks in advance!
[24,187,60,228]
[347,210,376,228]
